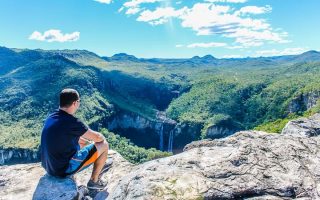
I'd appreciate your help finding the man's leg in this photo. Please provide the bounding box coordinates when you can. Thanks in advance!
[90,140,109,182]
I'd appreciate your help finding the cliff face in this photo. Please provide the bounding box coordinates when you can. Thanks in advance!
[1,114,320,200]
[288,91,320,113]
[0,148,39,165]
[107,111,178,151]
[205,125,235,138]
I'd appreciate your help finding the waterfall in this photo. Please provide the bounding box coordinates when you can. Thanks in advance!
[167,130,174,152]
[159,124,164,151]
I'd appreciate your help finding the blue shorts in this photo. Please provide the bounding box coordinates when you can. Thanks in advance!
[65,143,98,175]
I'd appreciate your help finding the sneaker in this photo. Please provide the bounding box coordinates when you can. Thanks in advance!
[87,179,107,190]
[77,185,89,198]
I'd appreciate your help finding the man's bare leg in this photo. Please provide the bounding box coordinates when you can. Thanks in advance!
[90,141,109,182]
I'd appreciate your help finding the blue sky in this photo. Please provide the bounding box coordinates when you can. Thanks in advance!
[0,0,319,58]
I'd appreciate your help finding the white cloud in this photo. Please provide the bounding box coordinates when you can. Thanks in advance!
[227,45,245,49]
[94,0,112,4]
[120,0,164,15]
[118,7,125,12]
[126,7,141,14]
[205,0,247,3]
[222,54,243,58]
[29,30,80,42]
[175,42,227,48]
[179,3,232,33]
[236,5,272,15]
[178,3,270,33]
[178,3,288,46]
[256,47,306,57]
[124,0,162,8]
[225,28,289,47]
[187,42,227,48]
[119,1,289,48]
[137,7,187,25]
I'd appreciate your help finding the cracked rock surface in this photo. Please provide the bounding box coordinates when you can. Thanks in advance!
[108,130,320,200]
[1,114,320,200]
[281,113,320,137]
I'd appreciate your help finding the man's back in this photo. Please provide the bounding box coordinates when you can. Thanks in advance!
[41,109,88,177]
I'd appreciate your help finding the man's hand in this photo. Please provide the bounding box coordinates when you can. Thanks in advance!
[82,129,106,143]
[79,137,92,148]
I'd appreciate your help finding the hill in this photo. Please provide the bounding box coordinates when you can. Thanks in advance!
[0,46,319,156]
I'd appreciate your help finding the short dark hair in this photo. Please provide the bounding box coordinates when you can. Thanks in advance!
[59,88,80,108]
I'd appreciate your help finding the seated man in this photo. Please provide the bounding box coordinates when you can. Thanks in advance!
[41,88,111,190]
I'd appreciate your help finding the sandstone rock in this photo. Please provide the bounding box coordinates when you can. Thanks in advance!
[108,131,320,199]
[281,113,320,137]
[2,117,320,200]
[0,150,129,200]
[0,163,45,200]
[32,174,78,200]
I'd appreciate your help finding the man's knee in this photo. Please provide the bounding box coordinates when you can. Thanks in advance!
[95,140,108,152]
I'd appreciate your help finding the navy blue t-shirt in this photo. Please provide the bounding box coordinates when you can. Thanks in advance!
[41,109,88,177]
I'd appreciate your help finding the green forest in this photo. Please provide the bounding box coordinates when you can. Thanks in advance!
[0,46,319,163]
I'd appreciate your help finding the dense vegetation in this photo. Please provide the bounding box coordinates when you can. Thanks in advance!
[101,129,171,163]
[254,99,320,133]
[0,46,319,162]
[167,62,320,136]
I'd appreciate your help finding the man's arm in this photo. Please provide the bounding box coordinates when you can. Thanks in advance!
[82,129,105,143]
[78,137,91,148]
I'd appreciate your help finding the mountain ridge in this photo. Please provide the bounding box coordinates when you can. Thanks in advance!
[0,45,319,155]
[2,46,320,62]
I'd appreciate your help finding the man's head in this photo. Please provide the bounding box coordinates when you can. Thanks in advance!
[59,88,80,114]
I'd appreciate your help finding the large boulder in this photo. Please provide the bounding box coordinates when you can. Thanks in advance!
[0,150,131,200]
[2,115,320,199]
[32,174,78,200]
[107,131,320,199]
[281,113,320,137]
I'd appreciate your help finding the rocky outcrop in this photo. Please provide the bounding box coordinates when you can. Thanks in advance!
[0,163,45,199]
[107,130,320,199]
[288,91,320,113]
[0,150,131,200]
[281,113,320,137]
[2,115,320,199]
[33,175,79,200]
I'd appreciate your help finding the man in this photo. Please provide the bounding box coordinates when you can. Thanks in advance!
[41,88,111,190]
